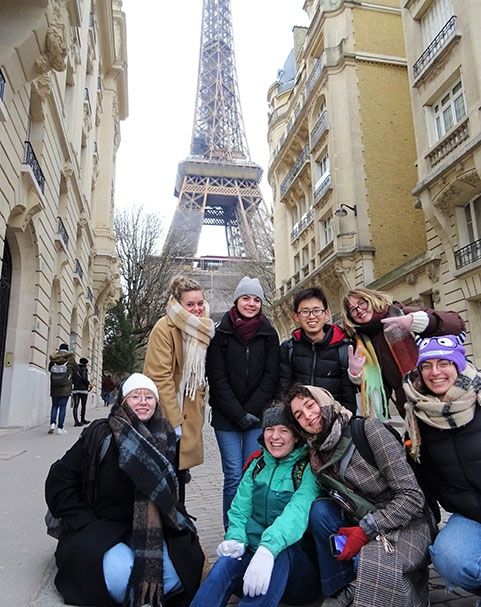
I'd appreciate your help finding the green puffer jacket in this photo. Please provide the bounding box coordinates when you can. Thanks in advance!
[225,445,319,557]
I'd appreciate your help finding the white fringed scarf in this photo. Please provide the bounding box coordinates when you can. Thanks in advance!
[166,296,215,408]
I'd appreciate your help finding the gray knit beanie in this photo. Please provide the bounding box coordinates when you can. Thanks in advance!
[262,405,291,430]
[233,276,265,303]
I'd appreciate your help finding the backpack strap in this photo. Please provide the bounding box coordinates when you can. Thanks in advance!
[338,340,350,371]
[287,338,294,365]
[243,448,263,473]
[251,454,266,480]
[350,417,374,466]
[291,455,309,490]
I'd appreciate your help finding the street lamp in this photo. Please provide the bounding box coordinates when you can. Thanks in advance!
[334,204,357,217]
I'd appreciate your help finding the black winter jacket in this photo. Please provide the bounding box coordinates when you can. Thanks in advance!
[73,363,89,391]
[418,406,481,524]
[278,324,357,413]
[206,313,280,430]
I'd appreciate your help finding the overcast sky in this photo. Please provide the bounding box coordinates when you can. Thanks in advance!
[115,1,308,254]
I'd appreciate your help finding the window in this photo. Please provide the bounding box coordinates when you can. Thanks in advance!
[432,80,466,141]
[314,153,329,189]
[294,253,300,273]
[463,196,481,245]
[319,215,333,249]
[421,0,453,46]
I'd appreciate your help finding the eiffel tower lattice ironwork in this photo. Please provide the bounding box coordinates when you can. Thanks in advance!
[164,0,272,265]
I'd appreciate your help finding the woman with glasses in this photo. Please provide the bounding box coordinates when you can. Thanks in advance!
[45,373,204,607]
[340,287,464,419]
[403,336,481,604]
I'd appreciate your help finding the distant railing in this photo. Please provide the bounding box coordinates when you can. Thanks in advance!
[413,16,457,79]
[0,69,6,101]
[291,208,314,242]
[454,239,481,269]
[310,111,327,148]
[75,259,84,280]
[306,56,324,96]
[84,88,91,114]
[427,119,469,167]
[24,141,45,193]
[57,217,69,248]
[86,287,94,303]
[280,145,309,198]
[314,174,331,203]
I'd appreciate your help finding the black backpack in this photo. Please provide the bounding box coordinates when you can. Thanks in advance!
[250,451,309,491]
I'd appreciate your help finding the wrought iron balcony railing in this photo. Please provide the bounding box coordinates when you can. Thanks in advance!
[280,145,309,198]
[454,238,481,270]
[24,141,45,193]
[57,217,69,248]
[75,259,84,280]
[413,16,457,79]
[306,56,324,97]
[86,287,94,303]
[0,69,6,101]
[310,111,328,148]
[314,174,331,203]
[290,208,314,242]
[84,88,91,114]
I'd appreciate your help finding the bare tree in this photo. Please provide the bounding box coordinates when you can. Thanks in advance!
[114,206,181,349]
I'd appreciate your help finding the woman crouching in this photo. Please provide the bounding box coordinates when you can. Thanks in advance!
[45,373,204,607]
[287,385,434,607]
[190,403,321,607]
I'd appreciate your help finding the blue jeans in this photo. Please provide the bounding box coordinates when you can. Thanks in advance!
[215,427,261,527]
[309,498,356,596]
[103,541,182,603]
[190,544,320,607]
[430,513,481,596]
[50,396,69,429]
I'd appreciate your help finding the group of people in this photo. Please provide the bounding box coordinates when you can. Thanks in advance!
[44,276,481,607]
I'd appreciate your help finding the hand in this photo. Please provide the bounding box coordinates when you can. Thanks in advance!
[216,539,245,558]
[238,413,260,430]
[337,526,369,561]
[381,314,413,331]
[348,344,366,377]
[243,546,275,597]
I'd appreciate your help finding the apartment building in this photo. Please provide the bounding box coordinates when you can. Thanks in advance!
[401,0,481,360]
[268,0,430,338]
[0,0,128,426]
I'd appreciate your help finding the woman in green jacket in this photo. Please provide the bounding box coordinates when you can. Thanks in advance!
[190,404,321,607]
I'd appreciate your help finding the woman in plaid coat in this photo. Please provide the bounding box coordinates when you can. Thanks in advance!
[287,385,434,607]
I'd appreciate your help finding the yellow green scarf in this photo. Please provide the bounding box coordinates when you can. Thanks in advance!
[357,336,389,420]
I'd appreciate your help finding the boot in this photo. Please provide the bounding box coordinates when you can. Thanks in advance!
[73,403,82,427]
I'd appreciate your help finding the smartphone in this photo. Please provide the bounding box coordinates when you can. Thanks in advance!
[329,534,347,557]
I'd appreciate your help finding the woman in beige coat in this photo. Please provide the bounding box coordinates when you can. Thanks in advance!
[144,276,215,502]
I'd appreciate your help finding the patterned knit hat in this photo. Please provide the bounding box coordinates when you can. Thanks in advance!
[417,334,467,373]
[233,276,265,303]
[262,404,290,429]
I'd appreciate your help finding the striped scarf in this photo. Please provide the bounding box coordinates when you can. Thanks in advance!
[166,296,215,404]
[357,336,389,420]
[403,362,481,461]
[108,401,195,607]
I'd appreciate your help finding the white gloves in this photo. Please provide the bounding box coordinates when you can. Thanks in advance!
[242,546,274,597]
[216,539,245,558]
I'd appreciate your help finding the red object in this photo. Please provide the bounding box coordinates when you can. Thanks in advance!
[383,324,419,375]
[337,526,369,561]
[242,449,262,472]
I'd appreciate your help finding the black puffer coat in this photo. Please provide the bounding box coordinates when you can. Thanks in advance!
[206,313,280,431]
[278,324,357,412]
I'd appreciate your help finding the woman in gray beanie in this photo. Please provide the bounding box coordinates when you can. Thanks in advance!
[206,276,280,527]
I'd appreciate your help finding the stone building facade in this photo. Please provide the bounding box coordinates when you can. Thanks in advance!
[268,0,429,340]
[0,0,127,426]
[401,0,481,361]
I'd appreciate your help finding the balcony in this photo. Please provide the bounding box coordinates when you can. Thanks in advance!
[305,56,324,97]
[84,88,91,115]
[413,16,457,82]
[74,259,84,283]
[454,239,481,270]
[55,217,69,251]
[23,141,45,194]
[313,174,332,203]
[310,111,328,149]
[86,287,94,304]
[280,145,309,198]
[290,208,314,242]
[0,69,5,101]
[427,118,469,167]
[88,12,97,45]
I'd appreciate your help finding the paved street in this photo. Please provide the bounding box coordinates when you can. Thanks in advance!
[0,402,478,606]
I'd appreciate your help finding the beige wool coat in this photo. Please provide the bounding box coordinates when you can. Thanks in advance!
[143,316,206,470]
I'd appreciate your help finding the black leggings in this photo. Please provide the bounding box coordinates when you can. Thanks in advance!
[175,441,188,504]
[72,393,88,424]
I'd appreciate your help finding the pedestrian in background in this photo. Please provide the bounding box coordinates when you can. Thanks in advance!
[71,357,91,427]
[144,275,215,503]
[278,286,356,413]
[341,287,465,419]
[45,372,204,607]
[287,384,434,607]
[190,404,321,607]
[48,343,78,435]
[101,374,115,406]
[206,276,279,527]
[404,335,481,603]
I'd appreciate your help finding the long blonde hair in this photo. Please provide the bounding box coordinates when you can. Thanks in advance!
[170,275,203,302]
[341,287,392,335]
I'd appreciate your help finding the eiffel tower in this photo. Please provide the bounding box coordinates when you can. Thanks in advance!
[164,0,272,317]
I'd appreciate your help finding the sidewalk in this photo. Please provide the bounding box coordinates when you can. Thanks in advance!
[0,406,478,606]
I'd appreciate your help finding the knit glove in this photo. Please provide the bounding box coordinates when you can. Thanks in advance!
[238,413,260,430]
[381,314,415,332]
[348,344,366,377]
[243,546,275,597]
[216,539,245,558]
[337,526,369,561]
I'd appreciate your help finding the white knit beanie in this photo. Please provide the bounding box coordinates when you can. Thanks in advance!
[233,276,265,303]
[122,373,159,399]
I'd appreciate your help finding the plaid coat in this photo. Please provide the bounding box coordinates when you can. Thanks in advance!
[319,418,433,607]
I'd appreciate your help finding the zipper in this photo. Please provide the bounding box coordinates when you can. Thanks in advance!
[246,344,250,381]
[310,343,317,384]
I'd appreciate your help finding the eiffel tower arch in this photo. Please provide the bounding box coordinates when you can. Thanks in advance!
[164,0,273,317]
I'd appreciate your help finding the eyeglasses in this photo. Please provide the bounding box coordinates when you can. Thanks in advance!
[127,393,156,404]
[348,299,369,316]
[419,360,454,374]
[297,308,327,318]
